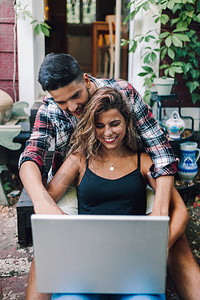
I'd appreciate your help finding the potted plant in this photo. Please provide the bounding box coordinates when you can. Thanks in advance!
[122,0,200,104]
[154,76,174,95]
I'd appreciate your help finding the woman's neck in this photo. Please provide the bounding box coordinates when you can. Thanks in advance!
[99,146,128,160]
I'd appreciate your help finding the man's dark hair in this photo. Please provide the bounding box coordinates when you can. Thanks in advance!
[38,53,83,91]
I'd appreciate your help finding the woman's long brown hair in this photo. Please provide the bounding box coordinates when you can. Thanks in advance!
[68,87,138,159]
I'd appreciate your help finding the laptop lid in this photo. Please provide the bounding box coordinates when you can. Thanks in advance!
[31,215,169,294]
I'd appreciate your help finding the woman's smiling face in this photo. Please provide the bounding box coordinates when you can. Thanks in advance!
[95,109,127,151]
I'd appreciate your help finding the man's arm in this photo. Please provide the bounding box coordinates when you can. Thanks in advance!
[18,99,64,214]
[19,161,64,214]
[141,153,189,248]
[124,83,178,216]
[151,175,174,216]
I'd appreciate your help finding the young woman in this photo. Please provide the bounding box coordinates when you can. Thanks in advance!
[46,87,189,300]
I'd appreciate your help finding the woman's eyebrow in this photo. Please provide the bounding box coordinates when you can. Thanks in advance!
[110,119,121,124]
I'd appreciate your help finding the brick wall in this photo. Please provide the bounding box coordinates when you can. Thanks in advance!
[0,0,18,102]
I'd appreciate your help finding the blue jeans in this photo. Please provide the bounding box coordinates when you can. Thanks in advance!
[51,294,165,300]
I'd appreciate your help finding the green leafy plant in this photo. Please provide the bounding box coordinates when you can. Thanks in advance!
[122,0,200,104]
[14,2,51,37]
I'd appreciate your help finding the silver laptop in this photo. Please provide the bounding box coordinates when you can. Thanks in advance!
[31,215,169,294]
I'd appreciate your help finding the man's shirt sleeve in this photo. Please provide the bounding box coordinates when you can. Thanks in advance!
[125,82,178,178]
[18,101,54,179]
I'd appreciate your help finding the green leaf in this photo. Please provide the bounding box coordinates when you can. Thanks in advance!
[167,0,176,10]
[142,66,154,73]
[168,48,175,59]
[34,24,41,35]
[151,52,157,61]
[173,33,190,42]
[165,35,172,47]
[138,72,149,77]
[171,34,183,47]
[142,1,150,11]
[168,68,175,77]
[193,13,200,22]
[182,63,192,73]
[143,89,151,105]
[129,41,138,53]
[173,26,189,32]
[160,64,169,70]
[185,10,194,18]
[160,32,170,39]
[24,10,32,18]
[160,47,167,60]
[120,39,129,46]
[143,53,151,64]
[41,24,50,37]
[30,20,37,24]
[177,21,188,29]
[171,18,180,26]
[155,16,160,23]
[145,36,150,42]
[186,81,200,93]
[41,22,51,29]
[190,69,200,80]
[139,36,145,43]
[191,92,200,104]
[160,14,169,25]
[173,66,183,73]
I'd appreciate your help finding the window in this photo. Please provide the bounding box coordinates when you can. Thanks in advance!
[66,0,96,24]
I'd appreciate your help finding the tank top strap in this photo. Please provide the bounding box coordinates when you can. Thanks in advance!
[137,152,141,171]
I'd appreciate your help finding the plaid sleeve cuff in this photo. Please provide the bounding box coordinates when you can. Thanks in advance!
[147,158,179,179]
[18,151,45,173]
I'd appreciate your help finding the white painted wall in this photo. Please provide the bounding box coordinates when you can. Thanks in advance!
[128,2,160,96]
[16,0,45,114]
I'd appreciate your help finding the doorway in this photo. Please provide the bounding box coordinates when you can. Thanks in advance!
[43,0,128,78]
[44,0,115,75]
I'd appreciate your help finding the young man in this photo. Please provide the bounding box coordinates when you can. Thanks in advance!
[19,54,200,300]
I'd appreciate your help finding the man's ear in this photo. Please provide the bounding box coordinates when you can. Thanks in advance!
[83,73,91,88]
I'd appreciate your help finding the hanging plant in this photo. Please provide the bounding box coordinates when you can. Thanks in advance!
[14,1,51,37]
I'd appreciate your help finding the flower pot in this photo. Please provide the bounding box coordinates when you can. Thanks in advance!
[0,89,13,124]
[154,77,174,95]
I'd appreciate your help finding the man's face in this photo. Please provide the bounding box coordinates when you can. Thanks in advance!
[49,74,91,119]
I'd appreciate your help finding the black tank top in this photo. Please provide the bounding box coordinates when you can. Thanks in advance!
[77,153,146,215]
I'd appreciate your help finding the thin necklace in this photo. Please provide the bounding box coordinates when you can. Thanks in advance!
[104,151,123,172]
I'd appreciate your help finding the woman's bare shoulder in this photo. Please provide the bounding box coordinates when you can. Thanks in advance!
[140,152,152,162]
[140,152,153,175]
[64,152,86,170]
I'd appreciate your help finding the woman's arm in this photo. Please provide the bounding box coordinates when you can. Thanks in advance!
[46,154,81,203]
[141,153,189,250]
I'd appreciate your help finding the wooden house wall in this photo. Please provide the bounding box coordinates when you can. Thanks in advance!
[0,0,18,102]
